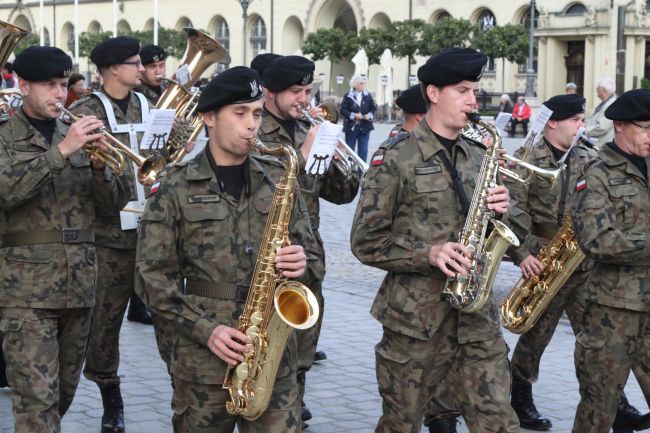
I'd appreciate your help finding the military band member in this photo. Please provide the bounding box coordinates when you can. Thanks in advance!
[388,84,426,139]
[351,48,518,433]
[135,66,319,433]
[257,55,361,423]
[0,46,128,433]
[136,44,167,105]
[505,94,648,432]
[69,36,152,433]
[571,89,650,433]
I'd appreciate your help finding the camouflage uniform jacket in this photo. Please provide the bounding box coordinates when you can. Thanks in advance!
[134,83,162,105]
[506,138,597,264]
[135,148,320,384]
[572,144,650,312]
[350,120,503,344]
[69,91,154,249]
[258,108,360,284]
[0,109,130,308]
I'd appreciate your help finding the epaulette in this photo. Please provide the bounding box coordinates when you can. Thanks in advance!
[459,133,485,149]
[380,130,409,150]
[162,160,189,177]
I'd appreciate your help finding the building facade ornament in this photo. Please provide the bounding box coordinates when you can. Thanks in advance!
[538,7,549,29]
[585,6,597,27]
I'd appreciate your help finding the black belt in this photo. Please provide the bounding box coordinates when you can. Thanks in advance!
[184,278,249,302]
[0,229,95,248]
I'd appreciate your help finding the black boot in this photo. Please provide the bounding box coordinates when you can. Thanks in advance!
[313,351,327,362]
[99,383,125,433]
[301,402,312,421]
[0,340,8,388]
[127,293,152,325]
[613,394,650,433]
[426,416,458,433]
[511,378,552,431]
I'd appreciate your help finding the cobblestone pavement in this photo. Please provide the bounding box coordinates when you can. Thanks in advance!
[1,123,646,433]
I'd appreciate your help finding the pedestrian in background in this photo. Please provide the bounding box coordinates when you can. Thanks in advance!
[585,77,617,146]
[340,75,376,162]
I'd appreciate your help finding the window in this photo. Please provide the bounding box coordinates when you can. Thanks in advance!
[67,26,75,53]
[518,7,538,73]
[250,17,267,58]
[215,18,229,73]
[478,10,496,72]
[565,3,587,15]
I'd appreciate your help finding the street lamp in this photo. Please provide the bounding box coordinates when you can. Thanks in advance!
[336,74,344,98]
[318,72,326,96]
[239,0,251,65]
[525,0,536,97]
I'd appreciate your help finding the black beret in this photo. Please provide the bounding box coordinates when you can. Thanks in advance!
[605,89,650,121]
[250,53,282,79]
[90,36,141,68]
[14,46,72,81]
[196,66,263,113]
[262,55,314,92]
[543,94,585,120]
[417,48,487,87]
[395,85,427,114]
[140,45,167,65]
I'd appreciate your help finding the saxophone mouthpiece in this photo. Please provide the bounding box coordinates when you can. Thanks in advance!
[466,111,481,124]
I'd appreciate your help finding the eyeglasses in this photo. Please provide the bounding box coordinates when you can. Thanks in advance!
[630,121,650,131]
[120,61,142,67]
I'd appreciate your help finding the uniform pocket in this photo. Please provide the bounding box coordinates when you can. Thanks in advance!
[411,173,454,223]
[375,335,413,408]
[181,206,229,259]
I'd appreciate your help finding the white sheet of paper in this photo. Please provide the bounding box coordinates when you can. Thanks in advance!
[305,121,344,176]
[140,109,176,151]
[176,65,191,86]
[531,105,553,135]
[120,204,142,230]
[494,112,512,133]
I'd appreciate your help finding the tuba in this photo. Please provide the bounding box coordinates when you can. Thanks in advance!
[501,217,585,333]
[443,114,520,313]
[155,28,230,163]
[223,138,319,420]
[0,20,30,121]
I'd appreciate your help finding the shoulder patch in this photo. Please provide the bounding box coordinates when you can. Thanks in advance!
[370,151,385,167]
[149,181,161,195]
[576,179,587,192]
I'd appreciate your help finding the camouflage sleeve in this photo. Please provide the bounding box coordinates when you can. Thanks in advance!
[318,162,360,204]
[288,189,323,286]
[135,178,219,346]
[572,166,649,264]
[350,149,432,274]
[504,170,534,264]
[0,134,67,211]
[90,166,131,215]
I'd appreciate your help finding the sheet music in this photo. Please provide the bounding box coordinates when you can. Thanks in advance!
[531,106,553,135]
[305,121,344,176]
[139,109,176,151]
[176,65,191,86]
[494,112,512,133]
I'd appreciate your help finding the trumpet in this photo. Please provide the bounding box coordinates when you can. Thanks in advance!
[299,103,368,175]
[461,121,562,185]
[56,103,166,186]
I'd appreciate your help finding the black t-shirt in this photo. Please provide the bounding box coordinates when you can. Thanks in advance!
[433,131,457,155]
[544,138,567,163]
[609,141,647,180]
[107,92,131,116]
[267,109,296,144]
[22,109,56,144]
[206,148,250,200]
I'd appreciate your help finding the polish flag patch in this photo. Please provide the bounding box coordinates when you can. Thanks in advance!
[149,181,161,195]
[371,154,384,167]
[576,179,587,192]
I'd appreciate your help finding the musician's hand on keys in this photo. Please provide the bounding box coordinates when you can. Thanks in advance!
[430,242,473,278]
[59,116,104,158]
[208,325,251,365]
[275,245,307,278]
[88,141,108,170]
[520,255,544,279]
[300,124,321,161]
[487,185,510,215]
[184,141,195,154]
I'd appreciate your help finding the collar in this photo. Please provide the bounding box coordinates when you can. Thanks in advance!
[260,107,297,144]
[186,145,274,188]
[600,142,647,178]
[10,108,67,150]
[413,119,470,162]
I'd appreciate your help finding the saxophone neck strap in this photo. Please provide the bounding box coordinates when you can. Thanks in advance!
[437,149,470,216]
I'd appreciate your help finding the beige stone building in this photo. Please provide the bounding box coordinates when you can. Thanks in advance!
[1,0,649,110]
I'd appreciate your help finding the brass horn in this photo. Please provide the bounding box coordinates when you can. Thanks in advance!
[0,20,30,121]
[57,103,166,186]
[155,27,231,164]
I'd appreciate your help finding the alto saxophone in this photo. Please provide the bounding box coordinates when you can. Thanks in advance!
[223,138,320,420]
[501,216,585,334]
[443,115,520,313]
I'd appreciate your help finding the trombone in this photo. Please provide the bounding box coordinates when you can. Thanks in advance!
[461,120,562,185]
[56,103,166,186]
[299,102,368,175]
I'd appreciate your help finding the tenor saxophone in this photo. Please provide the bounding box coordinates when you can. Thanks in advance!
[443,115,520,313]
[501,216,585,334]
[223,138,320,420]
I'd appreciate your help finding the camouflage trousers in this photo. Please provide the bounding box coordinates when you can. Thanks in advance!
[296,282,324,405]
[83,246,135,386]
[573,302,650,433]
[511,269,588,384]
[151,312,173,371]
[170,373,301,433]
[374,323,518,433]
[422,375,461,426]
[0,307,92,433]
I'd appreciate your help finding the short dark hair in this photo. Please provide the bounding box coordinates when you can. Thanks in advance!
[68,73,84,88]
